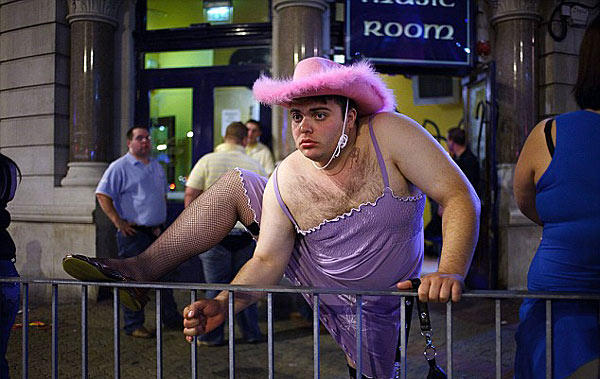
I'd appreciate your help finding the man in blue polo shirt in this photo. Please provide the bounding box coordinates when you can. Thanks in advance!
[96,126,181,338]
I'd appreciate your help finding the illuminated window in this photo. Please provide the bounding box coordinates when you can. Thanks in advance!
[146,0,269,30]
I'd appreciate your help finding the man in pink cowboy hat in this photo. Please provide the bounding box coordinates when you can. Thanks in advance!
[63,57,479,378]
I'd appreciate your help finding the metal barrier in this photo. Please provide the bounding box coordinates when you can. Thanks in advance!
[2,277,599,379]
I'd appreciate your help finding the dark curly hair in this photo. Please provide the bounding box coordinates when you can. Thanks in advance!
[0,153,21,204]
[573,15,600,110]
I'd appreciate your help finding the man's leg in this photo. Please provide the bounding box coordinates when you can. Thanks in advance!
[230,236,262,342]
[95,170,264,282]
[158,267,183,328]
[116,231,151,335]
[197,243,232,345]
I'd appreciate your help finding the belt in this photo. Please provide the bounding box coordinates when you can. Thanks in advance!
[132,224,164,234]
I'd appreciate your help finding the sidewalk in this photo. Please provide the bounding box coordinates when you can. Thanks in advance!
[6,287,521,379]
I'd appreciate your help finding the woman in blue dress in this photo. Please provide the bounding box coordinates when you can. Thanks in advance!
[513,15,600,379]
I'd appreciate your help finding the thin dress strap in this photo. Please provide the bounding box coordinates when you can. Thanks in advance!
[273,166,300,230]
[544,118,555,157]
[368,115,390,188]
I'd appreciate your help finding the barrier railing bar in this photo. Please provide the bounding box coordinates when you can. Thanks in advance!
[3,278,599,301]
[21,282,28,379]
[228,291,235,379]
[399,296,407,379]
[8,278,600,379]
[190,290,198,379]
[81,285,88,378]
[356,295,362,379]
[313,294,320,379]
[495,299,501,379]
[156,289,163,379]
[113,288,120,379]
[52,284,58,379]
[545,300,552,379]
[267,293,274,379]
[446,301,453,379]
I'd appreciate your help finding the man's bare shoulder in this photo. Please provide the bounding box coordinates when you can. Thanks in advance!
[274,151,305,182]
[368,112,421,136]
[368,112,440,157]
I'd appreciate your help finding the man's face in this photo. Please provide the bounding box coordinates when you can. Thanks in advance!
[290,98,344,162]
[246,122,261,145]
[447,138,456,156]
[127,128,152,158]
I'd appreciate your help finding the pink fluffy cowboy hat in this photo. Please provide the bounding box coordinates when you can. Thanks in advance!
[252,57,396,116]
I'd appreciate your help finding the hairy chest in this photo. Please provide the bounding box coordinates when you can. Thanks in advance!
[283,147,386,231]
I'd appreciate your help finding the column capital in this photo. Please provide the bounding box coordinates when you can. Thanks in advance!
[490,0,541,26]
[273,0,328,13]
[66,0,123,27]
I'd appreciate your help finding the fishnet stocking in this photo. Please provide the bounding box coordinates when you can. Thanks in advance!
[108,170,256,281]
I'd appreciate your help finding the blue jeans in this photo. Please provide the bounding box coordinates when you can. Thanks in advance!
[116,230,181,334]
[199,232,262,344]
[0,260,19,379]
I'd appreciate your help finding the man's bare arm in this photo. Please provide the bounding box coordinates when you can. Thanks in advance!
[183,186,203,208]
[96,193,136,236]
[374,113,480,302]
[183,177,296,339]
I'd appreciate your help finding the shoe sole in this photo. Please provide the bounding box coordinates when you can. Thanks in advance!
[127,329,155,339]
[62,255,146,312]
[196,340,225,347]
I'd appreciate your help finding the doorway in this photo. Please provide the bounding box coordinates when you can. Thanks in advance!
[136,65,271,220]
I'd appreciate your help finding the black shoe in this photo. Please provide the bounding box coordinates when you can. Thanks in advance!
[62,254,149,311]
[196,339,226,347]
[244,336,264,344]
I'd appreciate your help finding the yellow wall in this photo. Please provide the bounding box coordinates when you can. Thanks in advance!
[147,0,204,30]
[145,48,238,69]
[147,0,269,30]
[146,50,214,69]
[382,74,463,147]
[381,74,464,229]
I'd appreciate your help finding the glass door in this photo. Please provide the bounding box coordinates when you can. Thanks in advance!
[137,65,271,221]
[212,86,262,148]
[148,88,193,199]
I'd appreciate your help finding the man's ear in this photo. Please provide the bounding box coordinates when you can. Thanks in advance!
[347,108,358,129]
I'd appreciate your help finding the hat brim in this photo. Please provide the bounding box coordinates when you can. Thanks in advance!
[252,60,396,116]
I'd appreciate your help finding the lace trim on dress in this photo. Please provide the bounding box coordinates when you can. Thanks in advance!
[296,187,425,236]
[235,168,260,236]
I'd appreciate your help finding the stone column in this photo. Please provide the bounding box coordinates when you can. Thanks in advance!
[271,0,328,160]
[490,0,542,289]
[61,0,121,186]
[491,0,541,163]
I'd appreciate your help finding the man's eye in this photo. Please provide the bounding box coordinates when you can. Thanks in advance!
[291,114,302,122]
[315,113,326,120]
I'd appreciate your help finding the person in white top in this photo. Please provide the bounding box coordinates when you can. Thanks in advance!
[245,119,275,176]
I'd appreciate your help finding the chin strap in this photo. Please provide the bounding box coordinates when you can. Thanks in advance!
[313,98,350,170]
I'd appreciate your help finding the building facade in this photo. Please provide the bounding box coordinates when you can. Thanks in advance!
[1,0,597,301]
